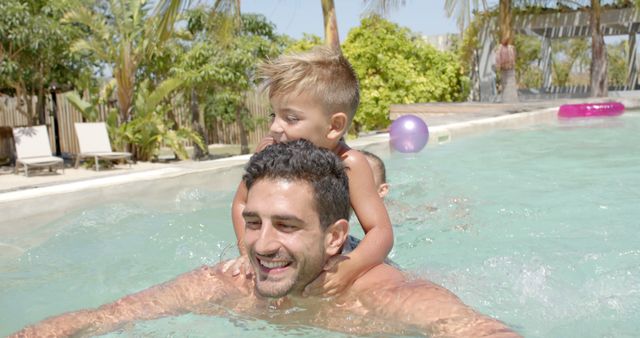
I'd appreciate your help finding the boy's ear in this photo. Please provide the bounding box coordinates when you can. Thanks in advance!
[324,219,349,256]
[327,112,348,141]
[378,183,390,199]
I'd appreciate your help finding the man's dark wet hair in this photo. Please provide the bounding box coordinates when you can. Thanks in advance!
[361,150,386,184]
[243,139,350,228]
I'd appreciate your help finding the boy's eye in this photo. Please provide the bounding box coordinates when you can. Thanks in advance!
[285,115,299,123]
[268,112,275,120]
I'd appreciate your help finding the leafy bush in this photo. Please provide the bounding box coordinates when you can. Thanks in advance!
[342,16,469,132]
[114,79,204,161]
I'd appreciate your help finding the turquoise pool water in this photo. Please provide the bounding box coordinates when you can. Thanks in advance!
[1,113,639,337]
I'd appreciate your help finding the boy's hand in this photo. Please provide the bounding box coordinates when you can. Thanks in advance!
[302,254,354,297]
[255,136,276,153]
[221,255,253,277]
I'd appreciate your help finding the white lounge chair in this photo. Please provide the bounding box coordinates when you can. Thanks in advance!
[74,122,132,171]
[12,125,64,177]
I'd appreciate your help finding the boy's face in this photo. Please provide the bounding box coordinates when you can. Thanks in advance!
[269,92,334,149]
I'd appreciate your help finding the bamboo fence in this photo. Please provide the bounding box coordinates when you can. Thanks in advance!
[0,91,271,157]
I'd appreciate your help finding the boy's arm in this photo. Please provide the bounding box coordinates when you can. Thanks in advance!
[10,265,247,337]
[305,151,393,296]
[342,150,394,268]
[231,180,249,256]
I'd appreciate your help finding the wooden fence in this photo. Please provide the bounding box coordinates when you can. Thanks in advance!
[0,91,271,157]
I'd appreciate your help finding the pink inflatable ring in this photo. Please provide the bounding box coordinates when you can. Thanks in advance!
[558,102,625,118]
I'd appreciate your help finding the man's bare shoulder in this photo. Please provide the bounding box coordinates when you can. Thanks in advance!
[347,264,521,337]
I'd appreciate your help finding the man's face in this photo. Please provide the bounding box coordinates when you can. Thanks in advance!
[243,178,327,298]
[268,92,333,149]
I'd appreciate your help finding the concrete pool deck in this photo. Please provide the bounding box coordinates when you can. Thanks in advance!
[1,96,639,226]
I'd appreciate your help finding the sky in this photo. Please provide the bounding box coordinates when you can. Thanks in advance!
[240,1,462,41]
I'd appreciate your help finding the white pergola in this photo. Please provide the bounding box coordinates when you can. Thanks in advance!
[475,6,640,102]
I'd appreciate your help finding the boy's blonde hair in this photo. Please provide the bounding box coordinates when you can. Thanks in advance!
[259,46,360,124]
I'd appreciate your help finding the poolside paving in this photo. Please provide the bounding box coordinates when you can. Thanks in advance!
[389,98,633,127]
[2,96,639,197]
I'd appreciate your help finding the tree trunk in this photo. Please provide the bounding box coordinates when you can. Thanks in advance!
[235,105,249,155]
[37,84,46,125]
[211,116,220,144]
[13,83,32,126]
[114,44,136,124]
[190,89,209,160]
[500,69,518,102]
[590,0,608,97]
[498,0,518,103]
[36,62,47,125]
[321,0,341,52]
[25,90,36,126]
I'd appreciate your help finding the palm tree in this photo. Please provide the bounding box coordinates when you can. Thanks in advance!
[64,0,185,123]
[321,0,341,51]
[590,0,607,97]
[362,0,406,18]
[444,0,488,36]
[325,0,407,52]
[496,0,518,102]
[444,0,517,102]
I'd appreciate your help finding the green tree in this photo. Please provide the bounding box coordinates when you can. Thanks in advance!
[343,16,468,132]
[607,40,628,86]
[0,0,91,125]
[285,33,323,53]
[63,0,183,124]
[62,0,207,160]
[549,38,590,86]
[514,34,542,88]
[175,11,284,155]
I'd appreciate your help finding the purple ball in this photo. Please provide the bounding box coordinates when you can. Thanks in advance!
[389,115,429,153]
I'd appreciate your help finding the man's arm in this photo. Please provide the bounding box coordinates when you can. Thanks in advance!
[10,265,246,337]
[356,265,521,338]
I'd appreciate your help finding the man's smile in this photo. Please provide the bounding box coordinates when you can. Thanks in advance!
[257,258,292,272]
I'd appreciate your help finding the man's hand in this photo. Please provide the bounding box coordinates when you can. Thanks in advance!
[222,255,253,277]
[302,254,354,297]
[255,136,276,153]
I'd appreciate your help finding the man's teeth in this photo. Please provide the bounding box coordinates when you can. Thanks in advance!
[260,260,288,269]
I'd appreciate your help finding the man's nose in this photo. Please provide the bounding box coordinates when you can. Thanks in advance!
[253,223,280,255]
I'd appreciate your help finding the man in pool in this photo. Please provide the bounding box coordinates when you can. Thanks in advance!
[10,140,520,338]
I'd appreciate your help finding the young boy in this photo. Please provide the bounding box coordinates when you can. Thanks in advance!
[228,46,393,296]
[361,150,389,199]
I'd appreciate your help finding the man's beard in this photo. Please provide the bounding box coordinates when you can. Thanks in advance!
[252,250,325,299]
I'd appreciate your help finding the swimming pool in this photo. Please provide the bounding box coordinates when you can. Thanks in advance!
[1,113,639,337]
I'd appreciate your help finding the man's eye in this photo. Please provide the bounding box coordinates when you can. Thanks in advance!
[245,220,261,230]
[268,112,275,120]
[286,115,299,123]
[277,223,296,232]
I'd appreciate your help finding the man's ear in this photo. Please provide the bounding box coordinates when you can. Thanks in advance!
[324,219,349,256]
[327,112,348,141]
[378,183,390,199]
